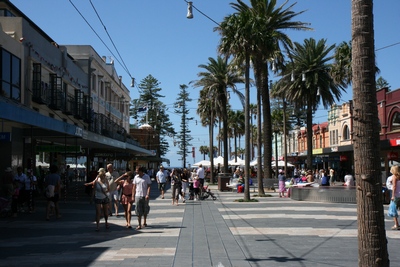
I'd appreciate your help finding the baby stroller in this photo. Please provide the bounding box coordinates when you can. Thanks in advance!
[0,197,12,218]
[200,185,217,201]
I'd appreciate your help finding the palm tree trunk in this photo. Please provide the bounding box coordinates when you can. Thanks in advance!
[209,114,215,184]
[352,0,388,265]
[306,96,313,170]
[244,52,251,201]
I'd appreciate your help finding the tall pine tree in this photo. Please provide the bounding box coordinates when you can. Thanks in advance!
[130,74,175,157]
[174,84,193,168]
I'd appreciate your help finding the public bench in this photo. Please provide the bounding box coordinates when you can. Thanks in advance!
[290,186,356,203]
[263,178,279,192]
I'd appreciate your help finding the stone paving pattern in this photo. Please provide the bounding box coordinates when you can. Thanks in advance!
[0,182,399,267]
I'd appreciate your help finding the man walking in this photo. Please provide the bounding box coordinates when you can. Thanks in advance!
[133,166,151,230]
[106,164,120,216]
[156,165,168,199]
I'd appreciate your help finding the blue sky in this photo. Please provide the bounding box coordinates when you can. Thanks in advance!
[10,0,400,167]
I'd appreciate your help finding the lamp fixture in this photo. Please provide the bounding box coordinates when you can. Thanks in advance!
[130,77,135,87]
[317,87,320,96]
[302,73,306,82]
[187,1,193,19]
[291,71,295,82]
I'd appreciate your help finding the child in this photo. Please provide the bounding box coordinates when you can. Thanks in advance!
[193,177,200,201]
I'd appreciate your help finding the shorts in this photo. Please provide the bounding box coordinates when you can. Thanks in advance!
[199,179,204,187]
[135,196,150,216]
[110,190,120,201]
[47,193,60,203]
[94,197,110,205]
[158,182,166,191]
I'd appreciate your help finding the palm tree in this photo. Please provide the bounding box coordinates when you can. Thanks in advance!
[217,9,253,200]
[249,103,257,159]
[228,109,245,161]
[278,38,345,169]
[199,145,209,160]
[351,0,388,265]
[197,89,217,182]
[220,0,311,198]
[193,56,245,173]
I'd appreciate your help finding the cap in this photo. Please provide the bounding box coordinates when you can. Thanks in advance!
[5,167,12,172]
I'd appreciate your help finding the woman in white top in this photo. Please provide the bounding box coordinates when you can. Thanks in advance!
[90,168,110,231]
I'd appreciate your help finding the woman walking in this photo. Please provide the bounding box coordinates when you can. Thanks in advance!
[115,171,134,228]
[86,168,110,231]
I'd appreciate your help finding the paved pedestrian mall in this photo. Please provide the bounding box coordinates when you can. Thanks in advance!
[0,183,398,267]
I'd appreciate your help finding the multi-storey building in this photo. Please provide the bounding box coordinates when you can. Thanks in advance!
[0,1,153,173]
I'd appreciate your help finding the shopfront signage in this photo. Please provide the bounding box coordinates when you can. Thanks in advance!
[36,145,81,153]
[389,139,400,146]
[331,147,338,152]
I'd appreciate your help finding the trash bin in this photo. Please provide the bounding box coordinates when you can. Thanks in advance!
[218,173,231,191]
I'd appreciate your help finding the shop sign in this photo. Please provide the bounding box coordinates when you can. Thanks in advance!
[387,151,399,160]
[340,155,348,161]
[331,147,338,152]
[389,139,400,146]
[313,148,323,154]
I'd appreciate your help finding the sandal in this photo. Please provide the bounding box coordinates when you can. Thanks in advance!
[391,226,399,230]
[136,225,142,230]
[143,223,147,227]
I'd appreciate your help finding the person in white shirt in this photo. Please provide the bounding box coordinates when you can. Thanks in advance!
[133,166,152,230]
[156,166,168,199]
[344,171,355,186]
[106,164,121,216]
[196,164,205,195]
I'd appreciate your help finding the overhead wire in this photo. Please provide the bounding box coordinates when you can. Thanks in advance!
[89,0,133,80]
[68,0,134,84]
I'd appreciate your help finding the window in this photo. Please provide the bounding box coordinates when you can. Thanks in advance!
[343,125,350,140]
[0,9,15,17]
[0,48,21,101]
[392,112,400,131]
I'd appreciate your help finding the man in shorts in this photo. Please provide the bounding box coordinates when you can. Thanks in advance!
[156,165,168,199]
[196,164,205,195]
[106,164,120,216]
[133,166,151,230]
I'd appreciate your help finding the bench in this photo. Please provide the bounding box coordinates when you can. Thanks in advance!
[226,178,239,191]
[263,178,279,192]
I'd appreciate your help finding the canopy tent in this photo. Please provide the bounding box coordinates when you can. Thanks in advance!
[271,160,294,167]
[192,160,211,167]
[250,159,258,167]
[228,156,245,166]
[213,156,224,166]
[36,161,50,167]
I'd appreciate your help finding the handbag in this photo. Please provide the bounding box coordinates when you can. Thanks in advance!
[388,200,398,218]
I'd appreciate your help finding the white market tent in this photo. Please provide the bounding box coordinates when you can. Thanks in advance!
[271,160,294,167]
[68,163,86,169]
[228,156,245,166]
[192,160,211,167]
[213,156,224,166]
[36,161,50,167]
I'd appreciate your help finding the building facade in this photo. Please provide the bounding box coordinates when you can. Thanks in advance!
[0,1,153,175]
